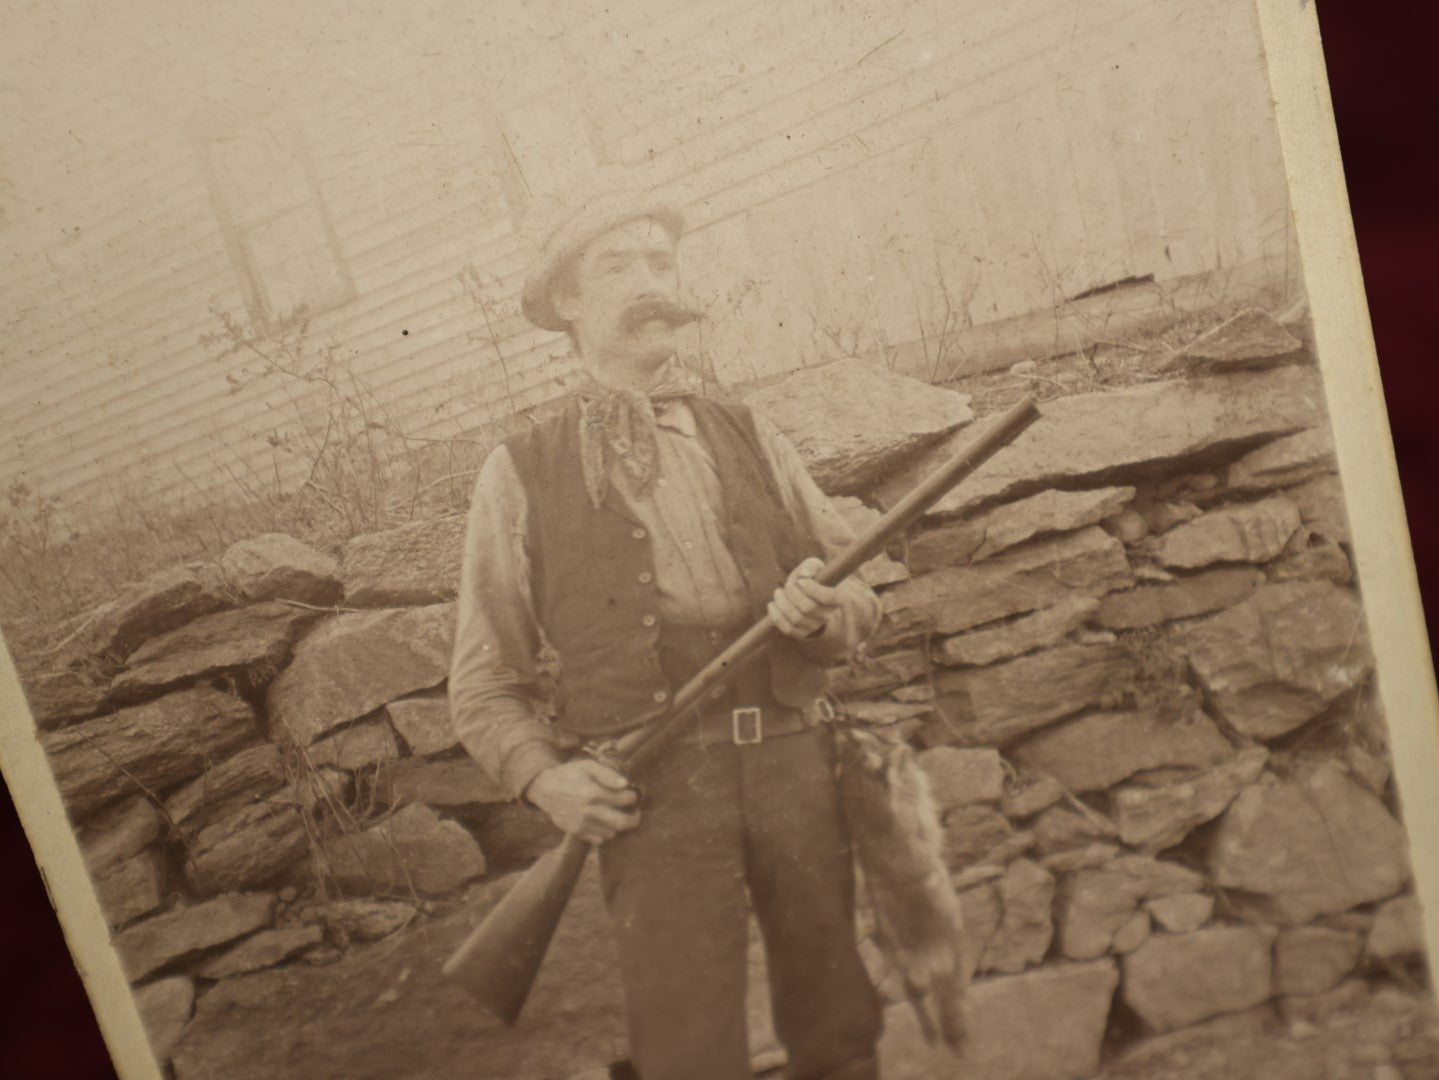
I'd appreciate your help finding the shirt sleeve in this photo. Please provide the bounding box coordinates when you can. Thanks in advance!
[752,414,883,661]
[449,445,567,799]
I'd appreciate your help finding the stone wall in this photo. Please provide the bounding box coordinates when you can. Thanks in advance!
[21,309,1429,1079]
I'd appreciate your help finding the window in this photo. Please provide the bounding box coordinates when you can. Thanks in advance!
[200,120,355,334]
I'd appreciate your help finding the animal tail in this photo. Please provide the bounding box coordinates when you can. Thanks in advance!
[932,969,968,1053]
[902,980,940,1046]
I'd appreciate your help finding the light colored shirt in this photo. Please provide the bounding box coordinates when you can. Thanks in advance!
[449,399,881,798]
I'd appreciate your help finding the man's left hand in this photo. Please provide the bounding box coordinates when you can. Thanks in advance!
[769,557,840,640]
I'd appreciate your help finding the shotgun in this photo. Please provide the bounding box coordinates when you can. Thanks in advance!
[442,393,1041,1023]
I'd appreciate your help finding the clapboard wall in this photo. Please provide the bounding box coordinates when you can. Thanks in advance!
[0,0,1291,519]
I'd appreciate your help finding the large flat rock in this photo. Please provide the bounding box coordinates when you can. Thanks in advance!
[18,667,109,729]
[916,747,1005,813]
[937,597,1097,668]
[743,358,973,495]
[342,517,466,607]
[906,487,1135,571]
[1274,926,1363,997]
[115,892,275,982]
[879,960,1118,1080]
[42,687,260,819]
[1283,473,1351,545]
[267,604,454,746]
[1367,895,1426,961]
[164,744,289,835]
[1175,581,1372,739]
[1009,711,1232,794]
[183,802,311,895]
[883,527,1132,639]
[1267,537,1354,586]
[220,533,342,606]
[829,645,931,698]
[1170,309,1304,372]
[375,758,508,809]
[1153,496,1301,570]
[1120,925,1277,1031]
[94,848,165,928]
[135,976,195,1067]
[1111,747,1269,853]
[197,925,327,981]
[80,795,162,873]
[1227,428,1336,493]
[110,602,321,705]
[873,365,1326,517]
[932,644,1137,747]
[81,563,232,660]
[1208,760,1410,923]
[1094,566,1260,631]
[171,864,628,1080]
[322,804,486,897]
[385,689,460,756]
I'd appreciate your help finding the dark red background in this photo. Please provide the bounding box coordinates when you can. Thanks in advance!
[2,8,1435,1077]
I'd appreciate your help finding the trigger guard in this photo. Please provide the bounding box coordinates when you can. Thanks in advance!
[582,741,641,807]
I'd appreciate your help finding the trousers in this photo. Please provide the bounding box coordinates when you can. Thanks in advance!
[596,627,883,1080]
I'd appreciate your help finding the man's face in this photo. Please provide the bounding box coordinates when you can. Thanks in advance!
[554,216,683,376]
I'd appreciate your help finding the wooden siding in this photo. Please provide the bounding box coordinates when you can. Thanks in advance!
[0,0,1292,520]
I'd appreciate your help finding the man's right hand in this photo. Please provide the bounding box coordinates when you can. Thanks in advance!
[524,759,641,844]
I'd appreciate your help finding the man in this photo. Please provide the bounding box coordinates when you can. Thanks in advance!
[450,172,884,1080]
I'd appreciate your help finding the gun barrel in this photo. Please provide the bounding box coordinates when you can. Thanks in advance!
[620,392,1040,770]
[444,393,1041,1021]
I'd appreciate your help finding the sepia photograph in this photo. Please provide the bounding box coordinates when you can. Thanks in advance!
[2,1,1437,1078]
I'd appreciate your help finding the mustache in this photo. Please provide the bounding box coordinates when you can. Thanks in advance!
[621,297,703,333]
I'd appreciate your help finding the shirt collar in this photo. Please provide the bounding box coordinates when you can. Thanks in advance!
[654,398,697,437]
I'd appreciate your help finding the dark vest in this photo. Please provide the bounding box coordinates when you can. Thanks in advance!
[506,396,829,736]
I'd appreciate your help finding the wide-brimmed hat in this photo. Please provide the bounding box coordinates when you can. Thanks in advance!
[519,166,685,332]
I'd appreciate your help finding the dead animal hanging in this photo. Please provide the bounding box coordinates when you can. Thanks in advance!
[835,723,973,1052]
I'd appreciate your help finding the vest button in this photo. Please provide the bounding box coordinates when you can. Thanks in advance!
[652,689,668,703]
[638,571,653,584]
[632,527,647,540]
[642,614,657,627]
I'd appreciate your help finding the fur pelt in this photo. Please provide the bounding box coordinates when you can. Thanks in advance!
[835,723,973,1052]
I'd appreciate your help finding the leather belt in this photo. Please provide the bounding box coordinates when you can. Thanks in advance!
[688,697,834,748]
[658,620,834,749]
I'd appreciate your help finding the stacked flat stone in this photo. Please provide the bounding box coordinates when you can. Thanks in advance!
[17,311,1425,1080]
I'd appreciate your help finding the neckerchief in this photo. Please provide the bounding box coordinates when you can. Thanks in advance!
[576,359,706,508]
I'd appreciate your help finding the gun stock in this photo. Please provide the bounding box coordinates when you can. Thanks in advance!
[444,394,1041,1022]
[440,833,590,1023]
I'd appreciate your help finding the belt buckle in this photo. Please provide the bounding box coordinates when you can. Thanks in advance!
[732,706,763,745]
